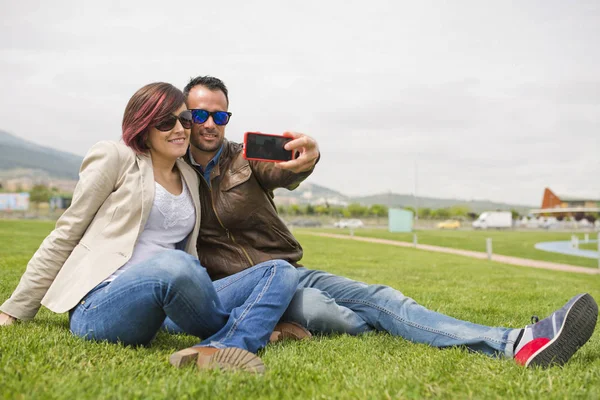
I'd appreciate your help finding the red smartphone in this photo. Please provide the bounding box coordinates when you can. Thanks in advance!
[243,132,296,163]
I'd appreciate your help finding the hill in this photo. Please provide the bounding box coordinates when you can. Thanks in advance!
[351,193,532,214]
[0,130,83,180]
[274,182,350,206]
[274,183,533,214]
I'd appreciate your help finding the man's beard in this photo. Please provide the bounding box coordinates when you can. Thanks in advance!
[190,133,223,153]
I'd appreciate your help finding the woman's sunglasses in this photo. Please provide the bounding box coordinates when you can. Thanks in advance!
[155,110,193,131]
[190,109,232,126]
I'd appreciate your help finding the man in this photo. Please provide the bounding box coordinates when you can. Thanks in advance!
[183,75,598,368]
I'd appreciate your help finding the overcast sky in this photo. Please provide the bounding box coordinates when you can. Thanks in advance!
[1,1,598,206]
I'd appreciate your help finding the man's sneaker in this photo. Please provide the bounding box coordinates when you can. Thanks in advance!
[514,293,598,368]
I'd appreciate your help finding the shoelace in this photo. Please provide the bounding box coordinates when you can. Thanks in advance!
[531,315,540,324]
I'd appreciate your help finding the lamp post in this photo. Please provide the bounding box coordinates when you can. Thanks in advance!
[414,159,419,226]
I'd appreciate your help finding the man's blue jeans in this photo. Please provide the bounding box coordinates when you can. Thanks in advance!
[69,250,298,353]
[281,267,521,358]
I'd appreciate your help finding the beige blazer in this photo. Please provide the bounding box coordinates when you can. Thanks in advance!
[0,141,201,321]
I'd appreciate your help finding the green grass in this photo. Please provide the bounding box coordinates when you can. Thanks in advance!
[580,242,599,251]
[311,228,600,268]
[1,220,600,399]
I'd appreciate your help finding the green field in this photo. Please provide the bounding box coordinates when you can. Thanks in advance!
[312,228,600,268]
[580,242,599,251]
[1,220,600,399]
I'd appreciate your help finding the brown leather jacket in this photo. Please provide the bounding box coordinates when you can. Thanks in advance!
[185,140,315,280]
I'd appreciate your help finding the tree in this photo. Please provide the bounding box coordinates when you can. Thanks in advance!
[315,205,328,216]
[418,208,431,219]
[29,184,52,212]
[369,204,388,223]
[305,204,315,215]
[449,206,469,219]
[431,208,450,219]
[369,204,388,218]
[289,204,301,216]
[510,209,521,220]
[347,203,368,217]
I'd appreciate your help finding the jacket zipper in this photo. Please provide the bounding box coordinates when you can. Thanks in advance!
[201,174,254,266]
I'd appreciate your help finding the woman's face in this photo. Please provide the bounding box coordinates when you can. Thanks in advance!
[146,103,191,163]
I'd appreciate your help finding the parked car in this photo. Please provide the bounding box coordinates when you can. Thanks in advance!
[288,219,322,227]
[334,219,364,228]
[437,219,460,229]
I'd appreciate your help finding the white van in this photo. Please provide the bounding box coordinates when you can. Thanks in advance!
[472,211,512,229]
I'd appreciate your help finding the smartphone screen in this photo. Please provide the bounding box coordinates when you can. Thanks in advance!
[244,132,294,162]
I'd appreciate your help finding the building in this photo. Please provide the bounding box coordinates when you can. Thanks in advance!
[0,177,77,193]
[49,195,72,210]
[530,188,600,220]
[0,193,30,211]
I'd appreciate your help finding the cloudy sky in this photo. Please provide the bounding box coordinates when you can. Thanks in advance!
[1,1,598,206]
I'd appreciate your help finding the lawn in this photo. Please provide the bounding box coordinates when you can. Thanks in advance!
[1,220,599,399]
[313,228,600,268]
[580,242,599,251]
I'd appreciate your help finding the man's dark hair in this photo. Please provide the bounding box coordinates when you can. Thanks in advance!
[183,76,229,104]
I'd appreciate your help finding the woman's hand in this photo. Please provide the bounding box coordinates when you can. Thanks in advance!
[0,312,16,326]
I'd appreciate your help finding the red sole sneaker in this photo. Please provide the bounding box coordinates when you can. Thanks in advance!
[519,293,598,368]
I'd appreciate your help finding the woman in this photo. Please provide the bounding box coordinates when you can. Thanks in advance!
[0,82,299,373]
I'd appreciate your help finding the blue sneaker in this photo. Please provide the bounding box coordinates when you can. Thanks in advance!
[514,293,597,368]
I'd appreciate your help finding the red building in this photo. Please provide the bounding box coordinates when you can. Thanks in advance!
[530,188,600,220]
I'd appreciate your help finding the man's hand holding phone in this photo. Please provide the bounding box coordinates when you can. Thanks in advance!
[243,131,319,173]
[243,132,296,163]
[276,132,319,173]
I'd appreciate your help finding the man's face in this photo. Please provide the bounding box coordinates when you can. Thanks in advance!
[187,85,228,155]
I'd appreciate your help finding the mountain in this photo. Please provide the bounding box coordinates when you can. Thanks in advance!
[274,182,350,205]
[274,182,533,214]
[350,193,532,214]
[0,130,83,180]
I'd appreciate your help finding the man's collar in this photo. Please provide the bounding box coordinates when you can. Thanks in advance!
[188,145,224,170]
[188,148,201,167]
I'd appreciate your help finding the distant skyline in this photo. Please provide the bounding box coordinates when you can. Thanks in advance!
[1,1,598,205]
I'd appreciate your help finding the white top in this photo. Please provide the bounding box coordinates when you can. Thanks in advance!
[104,178,196,282]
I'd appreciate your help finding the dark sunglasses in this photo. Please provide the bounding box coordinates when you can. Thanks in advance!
[155,110,193,131]
[190,109,232,126]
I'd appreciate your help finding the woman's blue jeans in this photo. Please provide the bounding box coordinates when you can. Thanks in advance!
[69,250,298,353]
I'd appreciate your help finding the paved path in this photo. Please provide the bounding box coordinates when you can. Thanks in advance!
[535,240,599,259]
[305,232,600,275]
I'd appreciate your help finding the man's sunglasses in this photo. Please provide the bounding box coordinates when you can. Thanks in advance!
[190,109,232,126]
[155,110,193,131]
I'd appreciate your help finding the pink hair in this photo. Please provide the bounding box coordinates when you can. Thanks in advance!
[122,82,185,154]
